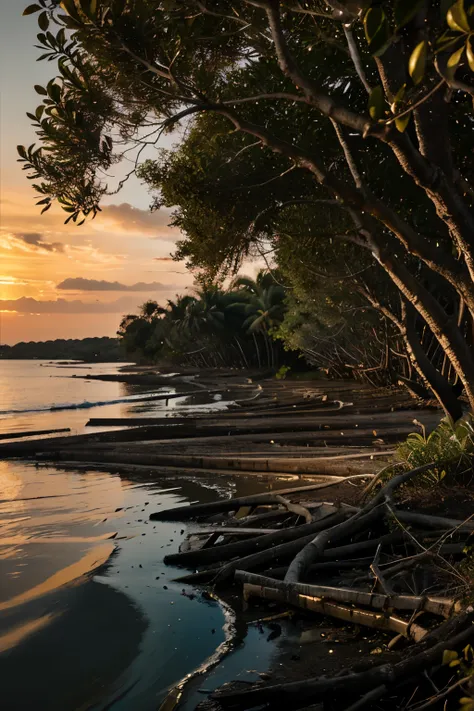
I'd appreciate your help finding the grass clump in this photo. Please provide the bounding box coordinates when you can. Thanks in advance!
[396,416,474,484]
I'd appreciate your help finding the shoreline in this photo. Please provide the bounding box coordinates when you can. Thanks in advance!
[5,370,473,710]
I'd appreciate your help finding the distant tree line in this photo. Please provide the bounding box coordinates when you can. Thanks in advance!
[0,337,123,362]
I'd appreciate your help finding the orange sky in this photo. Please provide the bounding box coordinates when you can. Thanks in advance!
[0,4,193,345]
[0,5,263,346]
[0,190,193,344]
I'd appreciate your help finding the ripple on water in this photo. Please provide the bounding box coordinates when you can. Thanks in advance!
[0,459,276,711]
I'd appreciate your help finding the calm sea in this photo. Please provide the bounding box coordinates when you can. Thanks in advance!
[0,361,276,710]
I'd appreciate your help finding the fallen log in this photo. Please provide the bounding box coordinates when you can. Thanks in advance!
[172,533,403,585]
[57,448,386,475]
[262,557,376,579]
[274,495,312,524]
[243,582,429,641]
[39,459,299,481]
[211,611,474,709]
[150,477,371,521]
[164,509,344,568]
[393,509,474,531]
[190,527,279,536]
[227,501,345,528]
[211,510,352,585]
[284,463,436,583]
[0,427,71,440]
[235,571,461,618]
[265,531,407,578]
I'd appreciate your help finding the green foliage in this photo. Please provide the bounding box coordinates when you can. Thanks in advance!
[397,416,474,483]
[368,85,385,120]
[117,270,289,369]
[19,0,474,225]
[409,40,427,85]
[15,0,474,411]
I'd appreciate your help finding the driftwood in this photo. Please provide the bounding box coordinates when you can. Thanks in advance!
[171,536,402,584]
[189,527,278,536]
[264,532,465,579]
[150,481,363,521]
[284,463,436,583]
[262,557,377,579]
[211,612,474,709]
[242,582,429,641]
[273,495,313,523]
[164,509,345,568]
[210,512,349,585]
[0,427,71,440]
[212,528,408,586]
[235,571,461,618]
[393,509,474,531]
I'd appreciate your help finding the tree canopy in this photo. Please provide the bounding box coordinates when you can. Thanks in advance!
[117,271,288,368]
[18,0,474,419]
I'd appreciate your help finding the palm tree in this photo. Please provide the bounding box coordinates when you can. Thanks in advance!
[183,286,227,336]
[139,300,166,322]
[228,272,286,367]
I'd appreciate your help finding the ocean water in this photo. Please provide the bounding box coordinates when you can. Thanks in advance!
[0,360,231,436]
[0,361,279,710]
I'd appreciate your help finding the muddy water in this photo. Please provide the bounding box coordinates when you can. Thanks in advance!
[0,458,297,711]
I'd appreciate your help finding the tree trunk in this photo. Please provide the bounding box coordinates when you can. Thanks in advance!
[377,249,474,411]
[401,300,463,422]
[252,333,262,368]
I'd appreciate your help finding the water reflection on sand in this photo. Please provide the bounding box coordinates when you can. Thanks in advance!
[0,460,277,710]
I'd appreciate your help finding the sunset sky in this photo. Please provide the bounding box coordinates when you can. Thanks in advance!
[0,2,195,345]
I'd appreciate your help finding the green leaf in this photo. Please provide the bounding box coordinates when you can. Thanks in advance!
[395,113,411,132]
[23,3,41,15]
[446,44,465,78]
[447,0,470,33]
[394,0,424,29]
[368,85,385,120]
[390,83,406,113]
[409,40,427,85]
[34,84,47,95]
[17,145,27,159]
[442,649,458,665]
[364,7,383,42]
[41,203,52,214]
[364,7,391,56]
[467,38,474,71]
[38,10,49,31]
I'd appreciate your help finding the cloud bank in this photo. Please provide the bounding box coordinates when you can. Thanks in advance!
[11,232,65,253]
[100,203,178,240]
[56,277,170,292]
[1,296,145,314]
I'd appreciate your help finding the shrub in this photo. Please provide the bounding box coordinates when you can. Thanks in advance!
[396,417,474,484]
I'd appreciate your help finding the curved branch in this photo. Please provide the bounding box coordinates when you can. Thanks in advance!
[343,24,371,94]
